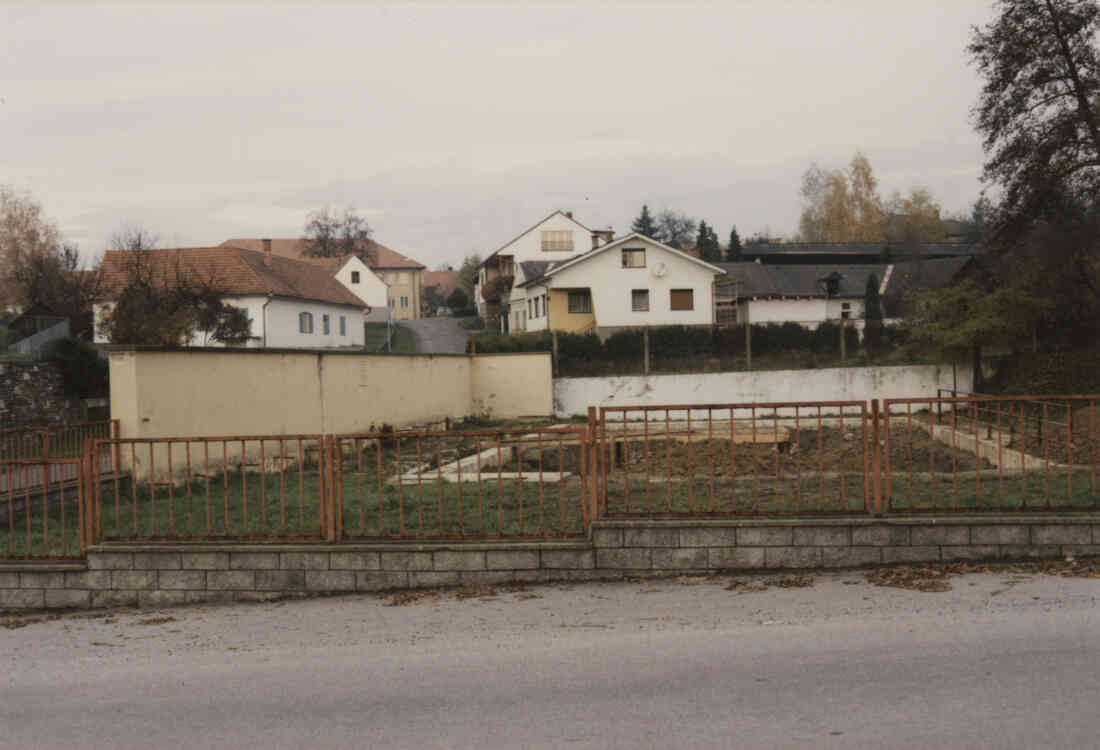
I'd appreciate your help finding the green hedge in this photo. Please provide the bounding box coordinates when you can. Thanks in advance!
[468,323,877,369]
[994,350,1100,395]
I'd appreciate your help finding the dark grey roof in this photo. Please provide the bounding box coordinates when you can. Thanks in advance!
[519,261,554,283]
[881,257,972,317]
[742,242,980,257]
[715,263,889,299]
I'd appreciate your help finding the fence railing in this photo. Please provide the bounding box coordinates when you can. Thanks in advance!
[332,426,593,539]
[882,395,1100,513]
[1,458,87,559]
[0,420,118,461]
[596,401,872,517]
[90,435,329,542]
[5,394,1100,559]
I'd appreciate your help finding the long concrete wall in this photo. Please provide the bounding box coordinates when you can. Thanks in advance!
[109,349,552,440]
[552,364,973,418]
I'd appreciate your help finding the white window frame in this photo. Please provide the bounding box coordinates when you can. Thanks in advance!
[632,289,650,312]
[299,312,314,334]
[322,314,330,335]
[568,291,591,314]
[339,316,347,336]
[541,230,573,251]
[670,289,694,311]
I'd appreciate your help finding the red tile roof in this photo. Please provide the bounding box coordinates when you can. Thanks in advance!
[98,247,367,308]
[423,270,460,298]
[221,238,426,270]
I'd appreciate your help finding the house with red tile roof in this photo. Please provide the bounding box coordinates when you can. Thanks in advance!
[221,238,427,321]
[94,245,368,348]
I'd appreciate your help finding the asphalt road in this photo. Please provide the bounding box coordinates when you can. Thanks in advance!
[4,569,1100,749]
[400,316,474,354]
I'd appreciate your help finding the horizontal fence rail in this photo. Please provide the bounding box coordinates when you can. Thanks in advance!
[882,395,1100,513]
[1,458,86,559]
[332,426,593,540]
[0,420,118,461]
[91,435,328,541]
[597,401,872,518]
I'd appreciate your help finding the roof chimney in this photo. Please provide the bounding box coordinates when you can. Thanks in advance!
[262,238,272,266]
[564,211,573,219]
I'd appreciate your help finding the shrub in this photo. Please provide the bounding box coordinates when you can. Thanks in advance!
[43,338,108,398]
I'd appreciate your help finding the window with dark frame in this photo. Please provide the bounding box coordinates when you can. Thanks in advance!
[351,271,360,284]
[299,312,314,333]
[841,302,851,320]
[631,289,649,312]
[670,289,694,311]
[568,291,591,313]
[621,248,646,268]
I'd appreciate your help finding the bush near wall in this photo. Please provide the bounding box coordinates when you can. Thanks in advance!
[992,350,1100,395]
[469,323,888,375]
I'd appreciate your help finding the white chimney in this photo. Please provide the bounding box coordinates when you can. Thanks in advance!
[262,238,272,266]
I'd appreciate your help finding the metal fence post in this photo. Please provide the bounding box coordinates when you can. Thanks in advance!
[871,399,883,516]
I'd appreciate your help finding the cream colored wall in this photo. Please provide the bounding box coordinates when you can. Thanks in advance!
[547,289,595,333]
[379,270,422,320]
[335,257,388,309]
[109,350,552,444]
[471,354,553,417]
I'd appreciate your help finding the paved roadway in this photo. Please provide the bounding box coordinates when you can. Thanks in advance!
[4,569,1100,749]
[400,316,474,354]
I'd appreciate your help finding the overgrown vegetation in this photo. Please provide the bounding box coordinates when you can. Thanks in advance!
[468,323,912,376]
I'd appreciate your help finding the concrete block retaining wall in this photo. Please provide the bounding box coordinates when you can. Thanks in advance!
[3,516,1099,612]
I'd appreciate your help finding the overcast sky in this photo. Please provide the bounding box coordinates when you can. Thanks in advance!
[4,2,994,269]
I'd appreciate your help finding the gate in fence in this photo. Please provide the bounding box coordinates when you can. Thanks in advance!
[4,398,1099,561]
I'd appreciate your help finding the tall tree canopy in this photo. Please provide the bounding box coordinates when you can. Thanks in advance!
[727,225,743,261]
[969,0,1100,239]
[630,204,661,240]
[656,210,697,249]
[695,220,721,262]
[798,152,946,243]
[303,207,377,265]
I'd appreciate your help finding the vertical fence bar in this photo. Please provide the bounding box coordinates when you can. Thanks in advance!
[871,400,881,516]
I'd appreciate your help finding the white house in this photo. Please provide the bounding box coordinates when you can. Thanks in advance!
[714,262,886,329]
[475,210,613,328]
[94,245,369,348]
[509,233,726,337]
[221,239,395,322]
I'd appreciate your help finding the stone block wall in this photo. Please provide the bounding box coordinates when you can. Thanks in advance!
[3,517,1099,612]
[590,518,1100,573]
[0,360,81,426]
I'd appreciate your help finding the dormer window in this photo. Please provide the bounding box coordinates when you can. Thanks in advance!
[541,231,573,251]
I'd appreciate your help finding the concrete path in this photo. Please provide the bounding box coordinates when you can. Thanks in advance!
[400,316,474,354]
[5,569,1100,749]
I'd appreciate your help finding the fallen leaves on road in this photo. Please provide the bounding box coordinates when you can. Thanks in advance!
[676,575,715,585]
[726,574,815,593]
[866,566,953,592]
[386,584,533,606]
[137,616,177,626]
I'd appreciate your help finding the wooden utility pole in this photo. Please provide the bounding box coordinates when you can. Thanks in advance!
[839,320,847,361]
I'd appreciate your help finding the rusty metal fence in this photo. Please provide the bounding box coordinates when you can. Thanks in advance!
[882,395,1100,513]
[6,395,1100,559]
[595,401,873,517]
[332,426,595,539]
[0,420,118,460]
[1,458,87,559]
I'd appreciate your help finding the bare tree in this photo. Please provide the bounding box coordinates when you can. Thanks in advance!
[655,210,697,249]
[303,207,377,266]
[108,225,160,252]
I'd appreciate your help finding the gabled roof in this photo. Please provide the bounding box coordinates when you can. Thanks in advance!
[481,210,593,267]
[519,233,727,287]
[423,270,460,297]
[881,257,973,317]
[98,247,367,308]
[715,262,890,300]
[221,238,426,270]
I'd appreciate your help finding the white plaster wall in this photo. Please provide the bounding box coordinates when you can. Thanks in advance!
[550,237,719,328]
[826,298,864,320]
[524,284,549,332]
[262,298,365,348]
[743,298,827,324]
[552,364,974,418]
[334,257,389,309]
[497,212,592,264]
